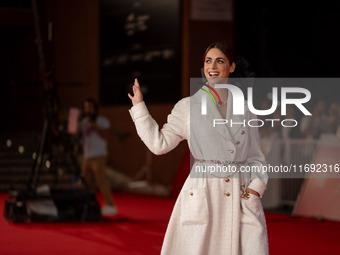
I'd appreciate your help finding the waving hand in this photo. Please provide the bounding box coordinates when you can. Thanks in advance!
[128,78,143,106]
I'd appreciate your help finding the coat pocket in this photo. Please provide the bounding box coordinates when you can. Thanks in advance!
[244,193,261,209]
[240,194,269,254]
[240,193,263,226]
[180,188,209,226]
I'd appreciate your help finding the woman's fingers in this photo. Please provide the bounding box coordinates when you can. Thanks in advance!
[134,78,140,87]
[133,84,139,94]
[133,79,141,95]
[246,188,260,197]
[128,78,143,106]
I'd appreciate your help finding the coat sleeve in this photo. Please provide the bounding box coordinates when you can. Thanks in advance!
[246,112,269,198]
[129,98,189,155]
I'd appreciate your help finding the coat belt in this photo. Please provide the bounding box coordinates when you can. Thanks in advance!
[194,159,246,168]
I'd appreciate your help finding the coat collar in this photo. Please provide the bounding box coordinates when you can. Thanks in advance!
[191,85,245,142]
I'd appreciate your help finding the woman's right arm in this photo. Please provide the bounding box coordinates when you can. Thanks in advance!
[128,79,188,155]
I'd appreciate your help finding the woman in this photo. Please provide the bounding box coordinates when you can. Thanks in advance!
[128,41,269,255]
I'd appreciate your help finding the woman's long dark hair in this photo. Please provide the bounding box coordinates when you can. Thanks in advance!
[203,41,255,89]
[203,41,236,65]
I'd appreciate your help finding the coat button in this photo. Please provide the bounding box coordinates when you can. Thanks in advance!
[236,141,240,145]
[190,191,193,196]
[241,130,245,135]
[224,178,230,182]
[225,192,231,197]
[229,150,234,153]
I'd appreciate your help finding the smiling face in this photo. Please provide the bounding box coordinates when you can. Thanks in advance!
[204,48,235,85]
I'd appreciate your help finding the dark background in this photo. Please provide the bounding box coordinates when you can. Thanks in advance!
[235,1,340,79]
[100,0,181,104]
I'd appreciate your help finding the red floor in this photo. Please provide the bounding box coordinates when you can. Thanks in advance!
[1,192,340,255]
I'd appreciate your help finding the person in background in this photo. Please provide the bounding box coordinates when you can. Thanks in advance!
[300,99,328,139]
[81,98,117,216]
[326,102,340,134]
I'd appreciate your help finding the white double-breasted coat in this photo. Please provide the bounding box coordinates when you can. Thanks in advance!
[129,86,269,255]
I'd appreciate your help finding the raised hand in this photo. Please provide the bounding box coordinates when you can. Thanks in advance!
[128,78,144,106]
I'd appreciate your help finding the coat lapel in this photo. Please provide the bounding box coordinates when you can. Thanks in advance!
[191,85,246,144]
[193,86,232,142]
[225,89,245,140]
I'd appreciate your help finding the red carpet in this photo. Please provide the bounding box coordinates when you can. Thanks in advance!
[1,192,340,255]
